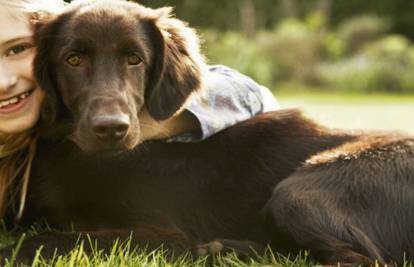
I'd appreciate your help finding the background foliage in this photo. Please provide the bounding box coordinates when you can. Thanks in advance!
[137,0,414,94]
[1,2,413,265]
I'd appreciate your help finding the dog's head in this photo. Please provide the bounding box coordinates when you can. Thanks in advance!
[34,0,204,152]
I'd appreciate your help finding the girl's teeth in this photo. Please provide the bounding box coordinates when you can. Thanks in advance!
[9,97,18,104]
[0,100,10,107]
[0,91,31,108]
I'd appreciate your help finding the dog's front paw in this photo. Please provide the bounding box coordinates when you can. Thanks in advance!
[195,240,225,256]
[194,239,266,259]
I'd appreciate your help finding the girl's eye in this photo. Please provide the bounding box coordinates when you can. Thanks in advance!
[127,54,142,65]
[66,54,83,67]
[6,43,34,57]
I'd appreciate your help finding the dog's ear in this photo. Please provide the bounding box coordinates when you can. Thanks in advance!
[33,13,69,127]
[143,8,205,120]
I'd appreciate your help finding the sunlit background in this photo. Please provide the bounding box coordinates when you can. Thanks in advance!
[137,0,414,134]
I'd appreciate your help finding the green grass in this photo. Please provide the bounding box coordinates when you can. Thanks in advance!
[277,90,414,134]
[0,248,315,267]
[0,230,411,267]
[0,230,317,267]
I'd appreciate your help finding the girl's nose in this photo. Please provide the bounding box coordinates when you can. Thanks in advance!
[0,61,18,93]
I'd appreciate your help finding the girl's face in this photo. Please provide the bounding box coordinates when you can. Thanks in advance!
[0,10,44,135]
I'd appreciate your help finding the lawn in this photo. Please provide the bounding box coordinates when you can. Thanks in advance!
[0,230,316,267]
[278,91,414,134]
[1,92,413,266]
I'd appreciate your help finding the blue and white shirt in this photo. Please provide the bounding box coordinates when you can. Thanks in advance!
[170,65,279,142]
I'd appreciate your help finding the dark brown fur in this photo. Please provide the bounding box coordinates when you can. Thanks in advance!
[1,0,413,265]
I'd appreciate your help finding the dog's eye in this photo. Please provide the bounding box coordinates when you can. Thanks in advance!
[66,54,83,67]
[127,54,142,65]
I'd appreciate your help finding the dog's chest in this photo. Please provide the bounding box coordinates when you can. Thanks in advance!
[24,139,273,239]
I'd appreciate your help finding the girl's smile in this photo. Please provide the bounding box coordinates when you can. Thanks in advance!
[0,88,34,114]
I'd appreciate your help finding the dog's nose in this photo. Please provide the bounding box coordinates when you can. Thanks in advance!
[92,114,130,141]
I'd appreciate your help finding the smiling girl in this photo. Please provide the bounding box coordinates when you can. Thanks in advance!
[0,0,64,223]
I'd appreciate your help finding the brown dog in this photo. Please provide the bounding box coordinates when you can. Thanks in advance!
[35,0,205,152]
[1,0,413,265]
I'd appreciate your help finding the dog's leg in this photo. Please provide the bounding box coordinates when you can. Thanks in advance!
[194,239,267,260]
[263,179,385,266]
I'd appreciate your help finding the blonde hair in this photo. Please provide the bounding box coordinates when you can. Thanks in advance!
[0,133,36,221]
[1,0,64,17]
[0,0,64,222]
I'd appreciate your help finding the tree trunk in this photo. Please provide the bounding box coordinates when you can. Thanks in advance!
[280,0,298,18]
[316,0,332,28]
[240,0,256,39]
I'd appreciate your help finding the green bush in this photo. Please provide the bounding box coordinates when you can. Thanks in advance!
[201,17,330,87]
[337,15,390,54]
[201,30,273,86]
[257,19,324,85]
[201,15,414,94]
[322,33,346,60]
[319,35,414,93]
